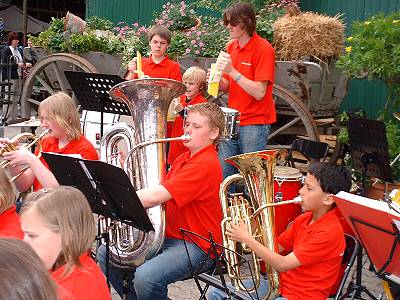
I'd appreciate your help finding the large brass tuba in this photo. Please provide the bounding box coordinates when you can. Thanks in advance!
[220,150,281,299]
[100,78,186,267]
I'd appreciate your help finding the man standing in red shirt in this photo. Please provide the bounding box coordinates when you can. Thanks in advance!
[215,2,276,180]
[97,103,225,300]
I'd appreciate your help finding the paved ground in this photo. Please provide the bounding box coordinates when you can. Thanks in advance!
[1,126,387,300]
[109,250,387,300]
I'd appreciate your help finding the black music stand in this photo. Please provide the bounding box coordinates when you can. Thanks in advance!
[41,152,153,285]
[180,229,262,300]
[347,117,394,299]
[64,71,130,138]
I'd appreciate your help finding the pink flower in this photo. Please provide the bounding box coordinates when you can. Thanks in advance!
[191,39,196,45]
[199,42,204,47]
[185,48,191,53]
[195,50,200,55]
[133,22,138,27]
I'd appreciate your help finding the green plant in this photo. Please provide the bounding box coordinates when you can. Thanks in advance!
[336,12,400,111]
[29,17,67,52]
[86,16,113,31]
[154,1,198,31]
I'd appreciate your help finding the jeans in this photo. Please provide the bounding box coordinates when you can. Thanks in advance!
[207,278,287,300]
[219,124,271,179]
[97,238,214,300]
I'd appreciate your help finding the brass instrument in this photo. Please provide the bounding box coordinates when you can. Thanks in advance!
[220,150,301,299]
[99,78,187,268]
[0,129,50,182]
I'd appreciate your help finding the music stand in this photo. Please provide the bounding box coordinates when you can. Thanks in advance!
[64,71,130,138]
[180,229,263,300]
[334,192,400,300]
[42,152,153,285]
[347,117,395,299]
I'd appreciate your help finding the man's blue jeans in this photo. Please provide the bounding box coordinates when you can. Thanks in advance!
[219,124,271,179]
[97,238,214,300]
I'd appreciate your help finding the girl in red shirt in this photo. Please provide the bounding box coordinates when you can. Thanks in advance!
[20,186,110,300]
[0,168,23,239]
[2,92,98,192]
[168,66,208,165]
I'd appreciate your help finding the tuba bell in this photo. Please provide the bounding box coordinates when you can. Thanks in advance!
[100,78,187,268]
[220,149,283,299]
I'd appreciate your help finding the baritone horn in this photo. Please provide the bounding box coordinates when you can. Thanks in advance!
[220,149,302,300]
[0,129,50,181]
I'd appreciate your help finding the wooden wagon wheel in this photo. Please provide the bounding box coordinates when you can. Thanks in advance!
[21,53,99,117]
[268,85,321,169]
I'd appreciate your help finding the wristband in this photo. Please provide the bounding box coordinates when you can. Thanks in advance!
[233,73,242,82]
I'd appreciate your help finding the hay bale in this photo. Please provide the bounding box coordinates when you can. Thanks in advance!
[273,12,345,61]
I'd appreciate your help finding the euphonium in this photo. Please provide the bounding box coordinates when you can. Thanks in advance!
[0,129,50,182]
[220,149,284,299]
[100,78,186,268]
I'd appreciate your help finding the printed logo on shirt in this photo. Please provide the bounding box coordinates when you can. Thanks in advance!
[339,250,344,257]
[241,62,252,66]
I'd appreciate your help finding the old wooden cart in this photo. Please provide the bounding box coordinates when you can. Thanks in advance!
[21,51,348,159]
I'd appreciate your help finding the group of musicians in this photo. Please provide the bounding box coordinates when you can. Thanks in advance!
[0,2,356,300]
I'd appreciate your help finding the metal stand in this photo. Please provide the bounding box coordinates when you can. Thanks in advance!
[345,117,394,299]
[64,71,130,138]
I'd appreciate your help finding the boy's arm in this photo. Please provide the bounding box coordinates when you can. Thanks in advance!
[227,220,301,272]
[245,237,301,272]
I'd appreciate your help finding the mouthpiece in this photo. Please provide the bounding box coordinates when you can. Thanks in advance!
[181,134,191,141]
[293,196,302,204]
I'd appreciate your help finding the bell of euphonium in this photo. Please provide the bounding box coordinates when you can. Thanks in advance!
[100,78,186,268]
[220,149,280,300]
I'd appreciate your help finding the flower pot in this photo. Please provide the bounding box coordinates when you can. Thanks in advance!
[180,17,201,32]
[64,11,86,33]
[365,181,400,200]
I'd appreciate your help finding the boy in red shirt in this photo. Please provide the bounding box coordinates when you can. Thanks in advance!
[208,162,352,300]
[168,66,208,165]
[125,25,182,81]
[97,103,225,300]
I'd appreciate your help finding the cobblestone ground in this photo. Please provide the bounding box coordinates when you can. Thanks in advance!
[111,250,388,300]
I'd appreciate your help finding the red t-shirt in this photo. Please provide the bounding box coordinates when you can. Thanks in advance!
[167,93,207,165]
[0,205,23,239]
[225,33,276,126]
[277,209,345,300]
[51,254,110,300]
[162,144,223,252]
[133,55,182,81]
[33,136,98,191]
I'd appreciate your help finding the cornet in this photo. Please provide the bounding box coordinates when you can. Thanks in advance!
[0,129,50,181]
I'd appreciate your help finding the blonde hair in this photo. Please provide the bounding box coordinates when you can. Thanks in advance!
[0,238,59,300]
[38,92,82,140]
[0,168,16,214]
[182,66,207,91]
[21,186,95,276]
[188,102,225,145]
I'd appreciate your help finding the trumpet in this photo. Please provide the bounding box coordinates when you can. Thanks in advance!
[0,129,50,181]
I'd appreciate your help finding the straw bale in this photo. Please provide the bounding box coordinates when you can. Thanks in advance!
[273,12,345,61]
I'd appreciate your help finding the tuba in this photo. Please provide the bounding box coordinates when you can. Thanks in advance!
[100,78,187,268]
[220,150,284,299]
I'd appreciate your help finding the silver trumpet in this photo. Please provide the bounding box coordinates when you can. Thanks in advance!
[100,78,187,268]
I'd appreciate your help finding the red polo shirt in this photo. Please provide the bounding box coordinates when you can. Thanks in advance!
[225,33,276,125]
[34,136,98,191]
[167,93,207,165]
[51,254,110,300]
[162,144,223,252]
[277,209,345,300]
[133,55,182,81]
[0,205,23,239]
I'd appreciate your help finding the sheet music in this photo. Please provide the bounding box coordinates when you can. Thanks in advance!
[43,152,82,159]
[336,191,400,217]
[78,161,97,190]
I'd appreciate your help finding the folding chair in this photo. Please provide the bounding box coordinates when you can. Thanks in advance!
[285,138,330,168]
[331,233,360,299]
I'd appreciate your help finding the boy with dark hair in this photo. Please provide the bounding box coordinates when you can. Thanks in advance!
[208,162,352,300]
